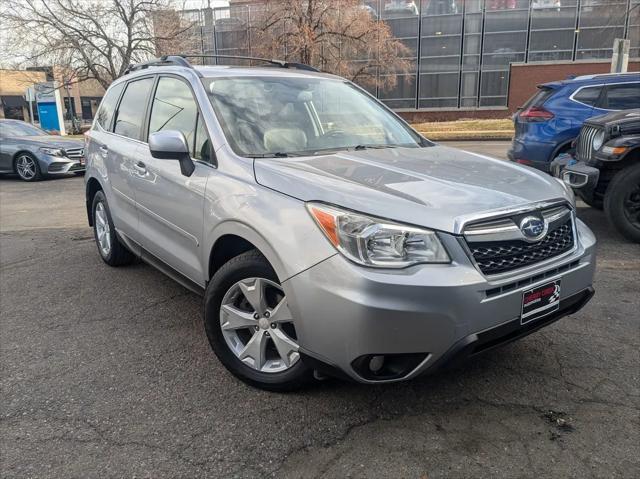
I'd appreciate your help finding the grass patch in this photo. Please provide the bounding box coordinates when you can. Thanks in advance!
[411,118,514,140]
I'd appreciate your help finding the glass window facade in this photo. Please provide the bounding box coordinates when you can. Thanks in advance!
[185,0,639,110]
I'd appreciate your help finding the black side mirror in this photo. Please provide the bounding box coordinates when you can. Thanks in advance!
[148,130,195,177]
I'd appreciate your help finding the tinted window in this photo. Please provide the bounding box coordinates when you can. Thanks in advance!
[148,77,201,157]
[521,86,554,109]
[114,78,154,139]
[95,82,124,131]
[573,86,602,107]
[604,83,640,110]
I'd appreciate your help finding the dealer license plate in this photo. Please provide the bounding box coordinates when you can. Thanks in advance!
[521,280,561,325]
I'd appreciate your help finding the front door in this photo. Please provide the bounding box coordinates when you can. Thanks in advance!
[132,76,213,284]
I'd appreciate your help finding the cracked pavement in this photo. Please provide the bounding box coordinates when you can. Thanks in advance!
[1,141,639,478]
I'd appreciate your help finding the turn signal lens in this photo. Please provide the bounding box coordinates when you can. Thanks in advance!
[601,145,628,156]
[307,203,450,268]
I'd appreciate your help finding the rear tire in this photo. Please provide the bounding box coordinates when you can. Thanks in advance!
[204,250,314,391]
[604,163,640,243]
[91,191,136,266]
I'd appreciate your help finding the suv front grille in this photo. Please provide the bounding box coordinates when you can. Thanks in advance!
[576,125,601,161]
[465,212,575,276]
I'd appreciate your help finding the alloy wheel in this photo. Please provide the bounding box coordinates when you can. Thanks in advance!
[16,155,37,180]
[219,277,299,373]
[94,202,112,257]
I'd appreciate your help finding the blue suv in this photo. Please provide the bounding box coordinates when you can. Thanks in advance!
[508,72,640,173]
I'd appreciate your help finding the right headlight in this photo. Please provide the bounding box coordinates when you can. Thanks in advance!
[307,202,450,268]
[592,130,605,151]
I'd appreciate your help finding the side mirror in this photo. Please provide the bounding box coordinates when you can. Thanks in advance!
[149,130,195,177]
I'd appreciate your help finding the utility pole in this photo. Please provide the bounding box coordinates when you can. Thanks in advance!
[610,39,630,73]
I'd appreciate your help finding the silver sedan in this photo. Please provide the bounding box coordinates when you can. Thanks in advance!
[0,119,85,181]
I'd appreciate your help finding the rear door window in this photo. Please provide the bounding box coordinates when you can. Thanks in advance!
[113,77,155,140]
[94,82,124,131]
[603,83,640,110]
[572,86,602,107]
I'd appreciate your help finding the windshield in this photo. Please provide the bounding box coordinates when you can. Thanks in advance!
[0,121,47,137]
[202,76,425,157]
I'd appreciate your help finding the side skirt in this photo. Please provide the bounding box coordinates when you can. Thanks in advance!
[117,230,205,297]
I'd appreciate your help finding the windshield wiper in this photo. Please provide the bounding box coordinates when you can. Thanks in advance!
[352,144,400,151]
[250,152,293,158]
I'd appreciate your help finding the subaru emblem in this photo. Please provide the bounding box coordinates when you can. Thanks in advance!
[519,216,547,242]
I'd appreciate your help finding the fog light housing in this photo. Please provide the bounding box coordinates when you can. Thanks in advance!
[351,353,429,381]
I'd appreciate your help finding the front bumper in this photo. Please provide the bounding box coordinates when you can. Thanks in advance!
[284,219,596,383]
[46,159,86,175]
[39,153,86,176]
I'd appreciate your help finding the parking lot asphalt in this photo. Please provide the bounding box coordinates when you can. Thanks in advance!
[1,141,639,478]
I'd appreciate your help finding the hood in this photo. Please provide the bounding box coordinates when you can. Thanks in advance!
[16,136,84,149]
[254,145,570,233]
[586,109,640,134]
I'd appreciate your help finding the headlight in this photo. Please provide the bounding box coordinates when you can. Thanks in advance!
[307,203,450,268]
[592,130,605,151]
[40,147,65,157]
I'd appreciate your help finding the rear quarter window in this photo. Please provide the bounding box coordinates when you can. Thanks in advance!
[572,86,602,107]
[94,82,124,131]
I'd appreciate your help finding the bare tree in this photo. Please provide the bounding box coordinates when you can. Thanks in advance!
[250,0,413,92]
[1,0,195,90]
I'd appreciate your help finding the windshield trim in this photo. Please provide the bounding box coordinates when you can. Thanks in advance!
[201,76,431,159]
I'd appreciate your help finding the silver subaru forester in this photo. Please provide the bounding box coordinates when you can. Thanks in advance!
[85,56,596,391]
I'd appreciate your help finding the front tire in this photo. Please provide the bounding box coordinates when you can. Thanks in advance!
[14,153,41,181]
[204,250,314,391]
[604,163,640,243]
[92,191,136,266]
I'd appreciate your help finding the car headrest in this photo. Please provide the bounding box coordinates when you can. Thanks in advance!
[263,128,307,153]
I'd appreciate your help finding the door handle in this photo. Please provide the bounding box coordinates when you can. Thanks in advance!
[134,161,147,174]
[98,145,108,156]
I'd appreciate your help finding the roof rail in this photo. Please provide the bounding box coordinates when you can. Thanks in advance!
[571,71,639,81]
[123,55,193,75]
[179,54,320,72]
[123,54,320,77]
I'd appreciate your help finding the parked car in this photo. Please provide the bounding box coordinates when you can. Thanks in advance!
[382,0,419,18]
[85,56,596,391]
[552,109,640,243]
[0,119,85,181]
[508,72,640,173]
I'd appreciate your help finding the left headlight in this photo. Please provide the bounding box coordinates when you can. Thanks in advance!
[592,130,605,151]
[307,202,450,268]
[40,147,65,157]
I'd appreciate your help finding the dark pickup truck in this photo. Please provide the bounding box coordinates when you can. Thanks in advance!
[552,109,640,243]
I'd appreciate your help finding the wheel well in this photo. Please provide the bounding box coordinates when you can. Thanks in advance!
[209,235,258,279]
[12,150,36,171]
[552,140,573,159]
[85,178,103,226]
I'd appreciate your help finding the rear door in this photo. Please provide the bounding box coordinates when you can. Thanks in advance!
[132,75,214,284]
[105,76,156,242]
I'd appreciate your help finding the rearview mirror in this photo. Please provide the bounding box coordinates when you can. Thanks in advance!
[149,130,195,177]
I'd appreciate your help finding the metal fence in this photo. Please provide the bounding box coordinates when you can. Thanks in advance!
[182,0,640,110]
